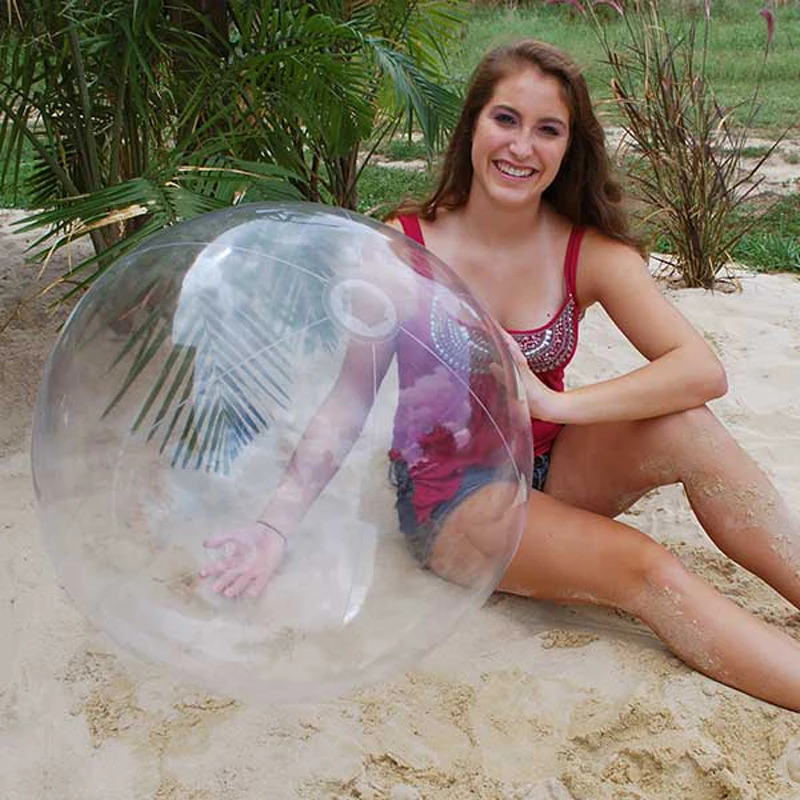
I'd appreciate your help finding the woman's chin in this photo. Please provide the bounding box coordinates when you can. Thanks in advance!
[489,187,541,212]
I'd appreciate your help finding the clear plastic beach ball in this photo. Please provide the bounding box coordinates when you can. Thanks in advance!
[32,202,532,703]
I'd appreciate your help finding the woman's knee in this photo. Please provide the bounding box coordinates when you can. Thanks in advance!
[499,535,678,610]
[427,529,495,587]
[632,405,722,481]
[499,503,682,610]
[619,543,694,620]
[573,534,685,612]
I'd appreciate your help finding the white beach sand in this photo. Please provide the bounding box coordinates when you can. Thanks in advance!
[3,207,800,800]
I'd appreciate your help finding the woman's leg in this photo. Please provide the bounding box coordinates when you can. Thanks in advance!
[506,493,800,711]
[545,405,800,609]
[432,485,800,711]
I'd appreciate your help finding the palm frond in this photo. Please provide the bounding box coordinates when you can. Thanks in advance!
[15,158,304,302]
[365,35,462,152]
[2,1,458,472]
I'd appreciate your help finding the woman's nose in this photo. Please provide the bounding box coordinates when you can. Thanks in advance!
[508,134,535,161]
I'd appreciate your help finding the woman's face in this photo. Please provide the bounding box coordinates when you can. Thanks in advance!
[470,66,571,210]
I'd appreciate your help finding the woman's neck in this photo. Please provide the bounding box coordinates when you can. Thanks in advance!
[459,188,546,248]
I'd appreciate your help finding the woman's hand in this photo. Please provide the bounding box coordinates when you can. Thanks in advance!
[499,330,567,423]
[199,522,288,598]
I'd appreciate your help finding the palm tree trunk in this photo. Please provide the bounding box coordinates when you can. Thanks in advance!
[337,146,361,210]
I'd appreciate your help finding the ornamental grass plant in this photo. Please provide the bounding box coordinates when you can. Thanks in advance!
[550,0,784,288]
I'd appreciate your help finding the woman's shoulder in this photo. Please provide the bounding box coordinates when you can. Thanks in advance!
[384,215,405,231]
[384,213,425,237]
[385,214,426,247]
[578,224,645,266]
[384,205,436,228]
[385,208,456,246]
[538,207,624,262]
[573,225,649,308]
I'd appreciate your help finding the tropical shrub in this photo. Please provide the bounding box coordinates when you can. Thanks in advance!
[0,0,462,298]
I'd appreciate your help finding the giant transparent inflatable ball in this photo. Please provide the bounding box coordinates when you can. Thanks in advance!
[33,203,532,703]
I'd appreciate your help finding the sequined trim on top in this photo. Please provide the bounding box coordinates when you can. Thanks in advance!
[429,291,494,373]
[429,291,578,376]
[510,295,578,374]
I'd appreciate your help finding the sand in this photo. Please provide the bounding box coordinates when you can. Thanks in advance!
[3,206,800,800]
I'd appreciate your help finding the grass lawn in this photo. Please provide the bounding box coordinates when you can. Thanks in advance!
[356,164,436,217]
[450,0,800,131]
[730,194,800,271]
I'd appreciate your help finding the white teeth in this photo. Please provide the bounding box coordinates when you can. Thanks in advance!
[495,161,535,178]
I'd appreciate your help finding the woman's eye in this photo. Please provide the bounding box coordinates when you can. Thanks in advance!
[540,125,561,136]
[494,112,516,125]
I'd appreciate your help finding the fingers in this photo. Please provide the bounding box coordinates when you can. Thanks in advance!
[506,341,529,371]
[208,560,279,598]
[208,564,257,597]
[216,570,257,598]
[245,575,269,598]
[198,552,240,578]
[488,362,505,383]
[499,327,521,352]
[198,536,248,579]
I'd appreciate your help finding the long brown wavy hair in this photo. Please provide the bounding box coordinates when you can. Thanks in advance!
[392,39,644,253]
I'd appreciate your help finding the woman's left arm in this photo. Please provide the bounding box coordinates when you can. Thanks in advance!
[539,233,727,425]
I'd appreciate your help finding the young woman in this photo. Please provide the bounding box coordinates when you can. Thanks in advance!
[202,40,800,710]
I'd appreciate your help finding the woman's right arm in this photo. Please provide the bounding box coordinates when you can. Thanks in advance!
[255,334,397,535]
[200,220,421,597]
[200,290,400,598]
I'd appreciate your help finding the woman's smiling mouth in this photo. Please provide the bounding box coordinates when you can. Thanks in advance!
[493,160,538,179]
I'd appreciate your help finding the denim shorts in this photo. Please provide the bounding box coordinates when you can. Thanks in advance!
[390,452,551,565]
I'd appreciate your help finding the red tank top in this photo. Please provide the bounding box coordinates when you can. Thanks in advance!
[398,215,584,457]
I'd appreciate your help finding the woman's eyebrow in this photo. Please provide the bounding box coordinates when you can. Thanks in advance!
[490,103,519,116]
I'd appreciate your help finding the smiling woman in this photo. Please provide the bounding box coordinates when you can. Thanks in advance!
[382,39,800,712]
[176,39,800,712]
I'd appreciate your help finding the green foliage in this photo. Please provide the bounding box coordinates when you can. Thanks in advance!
[197,1,463,209]
[0,0,177,257]
[731,195,800,272]
[730,145,772,159]
[16,157,301,304]
[743,194,800,240]
[733,233,800,273]
[0,1,463,473]
[382,138,431,161]
[0,137,34,207]
[649,193,800,273]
